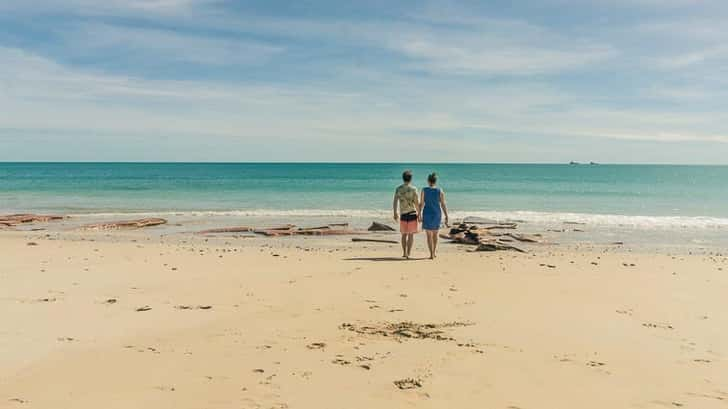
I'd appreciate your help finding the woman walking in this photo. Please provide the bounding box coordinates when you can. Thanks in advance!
[419,173,449,259]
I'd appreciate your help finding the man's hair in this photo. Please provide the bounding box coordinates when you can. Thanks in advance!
[428,173,438,184]
[402,170,413,182]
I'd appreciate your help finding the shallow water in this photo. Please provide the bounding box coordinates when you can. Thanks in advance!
[2,162,727,249]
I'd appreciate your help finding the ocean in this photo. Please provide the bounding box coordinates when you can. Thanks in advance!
[2,163,728,249]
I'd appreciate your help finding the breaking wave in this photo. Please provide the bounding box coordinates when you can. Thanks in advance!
[62,209,728,229]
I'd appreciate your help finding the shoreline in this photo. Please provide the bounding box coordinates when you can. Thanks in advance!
[3,209,728,254]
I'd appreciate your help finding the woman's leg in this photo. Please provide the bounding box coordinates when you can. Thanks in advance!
[432,230,439,258]
[426,230,435,259]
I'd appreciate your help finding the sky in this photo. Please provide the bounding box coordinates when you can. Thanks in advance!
[0,0,727,163]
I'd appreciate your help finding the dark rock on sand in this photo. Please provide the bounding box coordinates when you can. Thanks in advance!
[0,214,65,226]
[368,222,396,231]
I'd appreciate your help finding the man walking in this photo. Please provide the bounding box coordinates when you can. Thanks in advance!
[393,170,419,259]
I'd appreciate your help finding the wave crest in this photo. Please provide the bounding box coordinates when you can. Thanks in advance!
[63,209,728,229]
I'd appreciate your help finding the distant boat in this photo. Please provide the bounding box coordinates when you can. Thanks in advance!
[569,161,580,165]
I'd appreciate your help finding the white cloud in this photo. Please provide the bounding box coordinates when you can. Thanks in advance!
[1,46,726,148]
[389,36,615,75]
[652,45,728,70]
[62,23,284,66]
[0,0,217,16]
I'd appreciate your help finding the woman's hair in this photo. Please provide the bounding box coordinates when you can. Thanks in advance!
[402,170,413,182]
[427,173,437,184]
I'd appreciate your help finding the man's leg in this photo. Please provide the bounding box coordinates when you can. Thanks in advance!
[406,233,415,258]
[401,233,407,258]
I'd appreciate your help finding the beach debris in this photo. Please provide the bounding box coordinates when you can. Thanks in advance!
[81,218,167,230]
[136,305,152,312]
[254,225,298,236]
[462,217,518,228]
[26,242,39,246]
[351,238,399,244]
[368,221,396,231]
[0,214,65,226]
[195,226,254,234]
[340,321,473,342]
[255,224,361,237]
[394,378,423,390]
[440,222,532,252]
[472,242,527,253]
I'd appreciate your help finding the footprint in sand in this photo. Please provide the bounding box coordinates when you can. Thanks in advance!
[332,358,351,365]
[394,378,423,390]
[643,322,674,330]
[175,305,213,310]
[306,342,326,350]
[136,305,152,312]
[8,398,27,404]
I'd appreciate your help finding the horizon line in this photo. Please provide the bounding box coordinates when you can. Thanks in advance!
[0,161,727,166]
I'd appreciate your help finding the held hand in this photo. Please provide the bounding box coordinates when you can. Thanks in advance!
[418,213,422,222]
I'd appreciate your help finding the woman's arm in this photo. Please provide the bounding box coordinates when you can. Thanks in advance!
[440,189,449,226]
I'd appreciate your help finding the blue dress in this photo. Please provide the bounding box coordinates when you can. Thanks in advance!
[422,186,442,230]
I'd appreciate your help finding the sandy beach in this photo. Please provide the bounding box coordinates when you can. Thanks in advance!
[1,228,727,409]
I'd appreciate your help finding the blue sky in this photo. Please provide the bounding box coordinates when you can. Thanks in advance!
[0,0,727,163]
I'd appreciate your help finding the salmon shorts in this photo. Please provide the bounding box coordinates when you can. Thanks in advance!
[400,213,419,234]
[400,219,418,234]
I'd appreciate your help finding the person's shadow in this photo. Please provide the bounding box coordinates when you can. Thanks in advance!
[343,257,428,262]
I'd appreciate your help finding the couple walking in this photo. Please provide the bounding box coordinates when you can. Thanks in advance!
[392,170,449,259]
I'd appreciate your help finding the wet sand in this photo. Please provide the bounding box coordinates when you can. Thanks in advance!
[1,231,727,408]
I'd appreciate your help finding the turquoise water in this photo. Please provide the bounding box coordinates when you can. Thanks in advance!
[1,163,728,229]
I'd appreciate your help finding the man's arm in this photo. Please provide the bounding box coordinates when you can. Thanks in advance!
[393,190,399,222]
[418,190,424,222]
